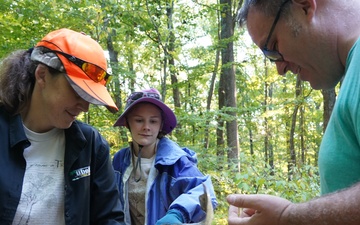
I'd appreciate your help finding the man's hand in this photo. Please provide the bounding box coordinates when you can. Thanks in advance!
[227,194,292,225]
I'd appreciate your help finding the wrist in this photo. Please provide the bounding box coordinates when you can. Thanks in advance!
[279,203,296,225]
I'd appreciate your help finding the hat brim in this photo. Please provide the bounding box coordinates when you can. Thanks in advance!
[114,97,177,134]
[67,73,118,113]
[57,54,118,113]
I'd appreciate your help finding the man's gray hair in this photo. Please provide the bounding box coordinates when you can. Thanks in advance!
[236,0,288,27]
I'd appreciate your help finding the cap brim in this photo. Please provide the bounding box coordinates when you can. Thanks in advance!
[68,74,118,113]
[56,54,118,113]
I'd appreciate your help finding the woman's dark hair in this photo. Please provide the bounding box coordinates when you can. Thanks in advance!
[0,49,61,115]
[0,50,36,115]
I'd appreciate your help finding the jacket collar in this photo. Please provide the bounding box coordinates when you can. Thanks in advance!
[65,121,87,148]
[64,121,87,166]
[9,113,30,150]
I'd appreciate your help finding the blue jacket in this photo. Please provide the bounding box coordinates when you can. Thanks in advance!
[112,137,217,225]
[0,107,125,225]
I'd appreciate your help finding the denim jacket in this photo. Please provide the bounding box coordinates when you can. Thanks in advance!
[0,107,125,225]
[112,137,217,225]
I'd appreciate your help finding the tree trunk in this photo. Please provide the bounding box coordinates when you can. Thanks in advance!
[288,76,301,180]
[166,1,181,134]
[204,49,220,149]
[107,29,128,143]
[264,60,274,174]
[220,0,239,172]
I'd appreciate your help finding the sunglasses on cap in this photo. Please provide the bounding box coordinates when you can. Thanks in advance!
[126,92,161,106]
[52,50,111,85]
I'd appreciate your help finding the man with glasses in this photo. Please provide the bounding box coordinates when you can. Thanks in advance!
[227,0,360,224]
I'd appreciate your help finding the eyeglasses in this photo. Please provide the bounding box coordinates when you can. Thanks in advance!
[52,50,111,85]
[126,92,161,107]
[262,0,291,62]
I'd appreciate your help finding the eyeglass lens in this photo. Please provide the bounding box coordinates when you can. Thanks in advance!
[263,0,291,62]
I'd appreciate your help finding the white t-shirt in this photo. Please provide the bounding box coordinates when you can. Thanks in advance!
[12,126,65,225]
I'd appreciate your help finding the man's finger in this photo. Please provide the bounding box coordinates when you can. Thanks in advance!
[227,194,264,209]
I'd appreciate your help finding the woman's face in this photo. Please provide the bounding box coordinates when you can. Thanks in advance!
[25,64,90,132]
[127,102,162,148]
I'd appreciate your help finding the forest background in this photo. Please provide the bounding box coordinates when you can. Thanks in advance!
[1,0,338,224]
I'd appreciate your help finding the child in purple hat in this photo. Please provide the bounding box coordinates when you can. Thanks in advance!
[112,88,217,225]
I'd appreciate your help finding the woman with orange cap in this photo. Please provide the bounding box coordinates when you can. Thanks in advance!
[0,28,124,224]
[112,88,217,225]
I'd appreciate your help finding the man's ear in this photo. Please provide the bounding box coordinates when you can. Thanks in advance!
[292,0,316,19]
[34,64,48,87]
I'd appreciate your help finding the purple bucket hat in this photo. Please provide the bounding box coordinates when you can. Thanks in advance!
[113,88,177,134]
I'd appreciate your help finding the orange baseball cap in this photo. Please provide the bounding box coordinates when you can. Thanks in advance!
[32,28,118,112]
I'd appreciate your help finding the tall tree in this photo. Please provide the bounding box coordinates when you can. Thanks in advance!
[288,76,302,179]
[219,0,239,171]
[264,59,274,174]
